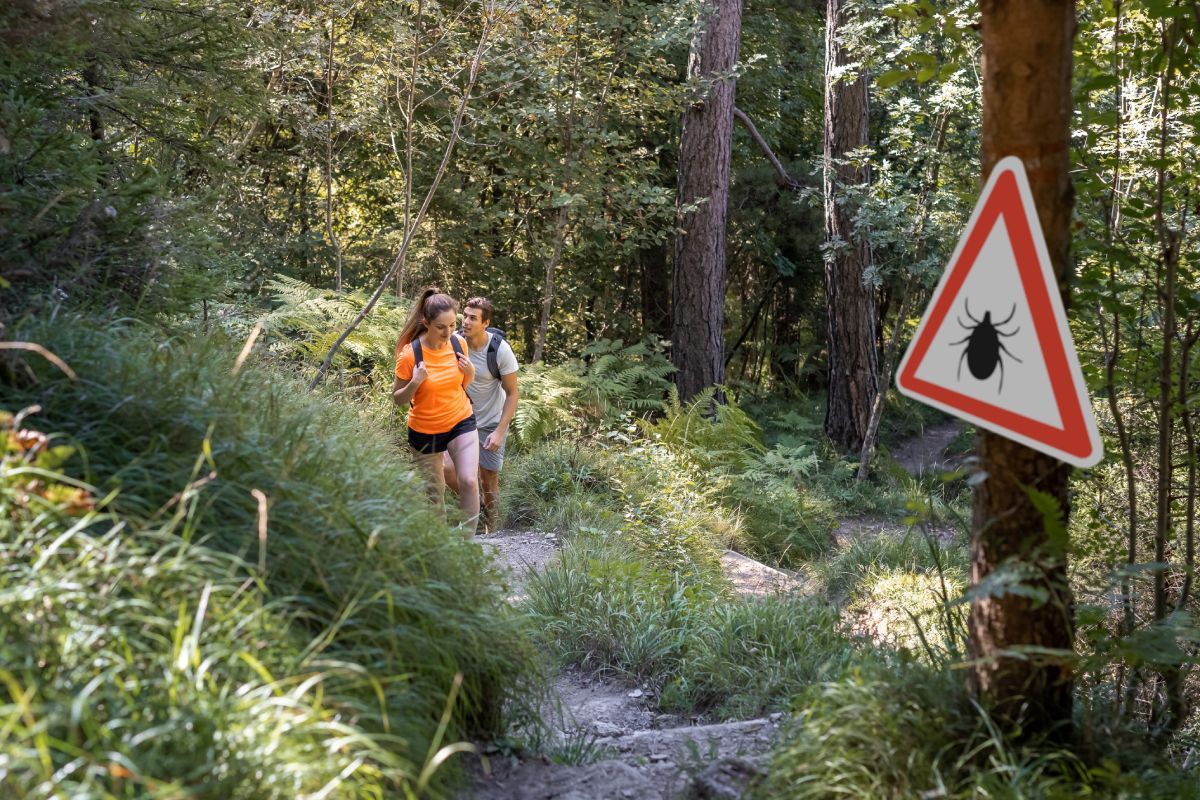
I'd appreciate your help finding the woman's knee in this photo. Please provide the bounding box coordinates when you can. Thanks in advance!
[457,471,479,495]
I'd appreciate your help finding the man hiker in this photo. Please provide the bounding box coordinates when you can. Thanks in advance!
[444,296,519,532]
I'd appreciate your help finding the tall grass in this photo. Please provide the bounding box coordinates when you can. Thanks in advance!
[0,502,419,797]
[3,316,544,794]
[501,439,734,576]
[526,536,856,719]
[756,658,1200,800]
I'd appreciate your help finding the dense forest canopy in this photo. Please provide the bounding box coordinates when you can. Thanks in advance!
[2,0,1199,797]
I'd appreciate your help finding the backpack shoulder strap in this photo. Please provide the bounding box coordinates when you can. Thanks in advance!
[451,334,465,359]
[484,332,500,380]
[411,337,423,367]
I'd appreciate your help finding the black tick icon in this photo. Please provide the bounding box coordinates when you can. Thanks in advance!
[951,299,1022,392]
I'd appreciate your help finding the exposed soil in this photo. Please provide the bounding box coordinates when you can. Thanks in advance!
[890,419,970,476]
[468,666,781,800]
[832,515,958,548]
[479,529,561,602]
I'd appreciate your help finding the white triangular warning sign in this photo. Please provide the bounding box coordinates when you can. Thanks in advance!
[895,156,1103,468]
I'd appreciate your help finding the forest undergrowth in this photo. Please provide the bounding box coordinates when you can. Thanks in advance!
[488,343,1199,798]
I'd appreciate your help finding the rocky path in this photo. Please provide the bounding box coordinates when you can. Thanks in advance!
[465,533,797,799]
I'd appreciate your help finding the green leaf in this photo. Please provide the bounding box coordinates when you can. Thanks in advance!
[876,69,913,89]
[1025,486,1068,557]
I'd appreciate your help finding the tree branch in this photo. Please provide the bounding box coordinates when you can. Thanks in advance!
[732,106,799,190]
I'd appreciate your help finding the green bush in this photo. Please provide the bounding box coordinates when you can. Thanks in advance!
[2,316,544,793]
[639,386,766,473]
[506,338,675,452]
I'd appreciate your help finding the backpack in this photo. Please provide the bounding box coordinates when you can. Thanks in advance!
[456,326,507,380]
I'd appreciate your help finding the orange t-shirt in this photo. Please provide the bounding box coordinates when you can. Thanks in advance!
[395,335,473,434]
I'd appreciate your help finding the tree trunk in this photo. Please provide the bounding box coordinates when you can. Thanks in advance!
[672,0,743,402]
[822,0,877,451]
[968,0,1077,738]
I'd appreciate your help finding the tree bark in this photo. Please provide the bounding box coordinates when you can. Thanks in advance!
[672,0,743,402]
[822,0,877,451]
[968,0,1077,738]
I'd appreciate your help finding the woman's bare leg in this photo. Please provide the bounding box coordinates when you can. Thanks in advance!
[442,451,461,494]
[445,430,480,529]
[414,451,446,506]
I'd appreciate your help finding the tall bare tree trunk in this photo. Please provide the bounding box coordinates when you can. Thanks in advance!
[672,0,743,401]
[822,0,877,451]
[968,0,1077,738]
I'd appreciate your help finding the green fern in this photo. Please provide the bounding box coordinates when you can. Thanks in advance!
[508,363,584,450]
[639,386,766,473]
[573,336,675,418]
[259,275,410,374]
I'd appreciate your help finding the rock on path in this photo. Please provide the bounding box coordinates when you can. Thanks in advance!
[469,667,780,800]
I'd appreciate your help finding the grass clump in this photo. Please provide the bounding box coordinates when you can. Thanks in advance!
[813,522,969,604]
[810,520,969,662]
[756,658,1200,800]
[501,440,626,534]
[3,316,543,792]
[662,595,856,719]
[502,439,733,576]
[527,536,855,718]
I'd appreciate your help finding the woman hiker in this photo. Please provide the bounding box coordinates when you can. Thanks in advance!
[392,288,480,529]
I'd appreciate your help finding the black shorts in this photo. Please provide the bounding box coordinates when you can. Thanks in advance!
[408,414,477,455]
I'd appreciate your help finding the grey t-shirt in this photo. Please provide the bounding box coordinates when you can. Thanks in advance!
[466,333,518,429]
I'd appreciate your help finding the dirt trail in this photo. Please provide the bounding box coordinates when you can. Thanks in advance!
[890,419,968,476]
[466,533,797,799]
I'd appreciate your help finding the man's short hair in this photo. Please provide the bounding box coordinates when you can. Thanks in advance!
[465,296,494,324]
